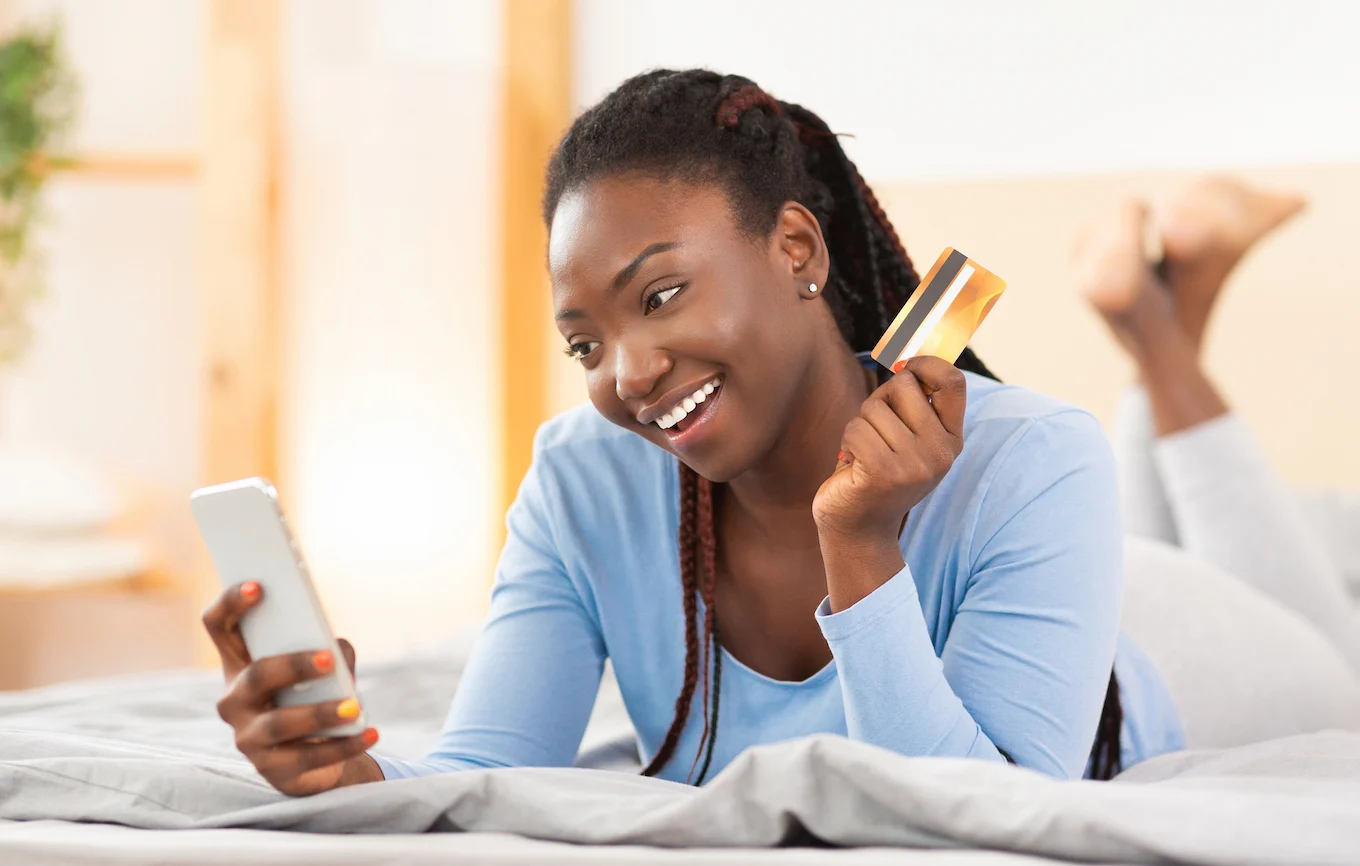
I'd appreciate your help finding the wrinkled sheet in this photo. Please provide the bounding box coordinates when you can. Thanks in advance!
[2,632,1359,866]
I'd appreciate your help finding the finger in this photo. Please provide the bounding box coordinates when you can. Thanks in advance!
[262,729,379,778]
[237,649,339,709]
[840,416,894,471]
[239,698,365,749]
[880,368,941,439]
[859,395,914,453]
[336,638,357,675]
[903,356,968,440]
[201,582,263,679]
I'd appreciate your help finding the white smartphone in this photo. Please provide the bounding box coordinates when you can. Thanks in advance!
[190,477,366,737]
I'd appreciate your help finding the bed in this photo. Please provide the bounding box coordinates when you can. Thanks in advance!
[3,537,1359,865]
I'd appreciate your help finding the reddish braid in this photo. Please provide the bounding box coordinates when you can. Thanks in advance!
[715,84,782,128]
[687,473,720,782]
[642,464,701,777]
[850,167,916,310]
[853,171,913,279]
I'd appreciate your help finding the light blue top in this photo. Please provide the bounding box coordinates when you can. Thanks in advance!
[372,367,1184,783]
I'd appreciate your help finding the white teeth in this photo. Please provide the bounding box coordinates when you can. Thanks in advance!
[652,377,722,431]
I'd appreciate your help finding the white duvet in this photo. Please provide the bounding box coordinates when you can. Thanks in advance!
[3,537,1360,865]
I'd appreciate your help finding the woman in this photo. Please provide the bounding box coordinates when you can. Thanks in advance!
[202,70,1183,796]
[1072,177,1360,672]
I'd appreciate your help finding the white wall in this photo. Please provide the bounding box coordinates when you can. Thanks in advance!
[280,0,503,657]
[575,0,1360,181]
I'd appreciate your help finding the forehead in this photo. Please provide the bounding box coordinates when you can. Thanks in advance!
[547,175,741,284]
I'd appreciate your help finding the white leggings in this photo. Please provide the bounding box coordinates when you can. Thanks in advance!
[1115,387,1360,674]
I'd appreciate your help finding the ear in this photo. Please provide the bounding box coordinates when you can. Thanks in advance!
[775,201,830,298]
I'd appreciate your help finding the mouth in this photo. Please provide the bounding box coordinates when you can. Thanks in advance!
[653,376,723,445]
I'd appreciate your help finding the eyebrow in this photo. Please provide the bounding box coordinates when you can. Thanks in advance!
[555,241,682,323]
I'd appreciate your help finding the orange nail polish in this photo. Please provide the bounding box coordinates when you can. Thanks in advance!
[892,359,908,374]
[240,581,260,601]
[837,450,845,461]
[362,728,379,746]
[313,650,334,673]
[336,698,360,720]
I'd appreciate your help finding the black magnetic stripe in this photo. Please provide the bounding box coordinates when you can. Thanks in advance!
[877,249,969,363]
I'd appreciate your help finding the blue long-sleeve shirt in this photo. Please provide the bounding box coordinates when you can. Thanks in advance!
[372,368,1184,783]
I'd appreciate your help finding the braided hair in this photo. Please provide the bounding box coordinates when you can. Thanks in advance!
[542,69,1122,783]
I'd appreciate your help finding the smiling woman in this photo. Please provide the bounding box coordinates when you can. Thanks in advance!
[202,69,1184,795]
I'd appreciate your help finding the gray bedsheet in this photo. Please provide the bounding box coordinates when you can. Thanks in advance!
[2,632,1359,865]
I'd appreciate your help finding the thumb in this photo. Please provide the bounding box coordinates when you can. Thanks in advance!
[337,638,357,675]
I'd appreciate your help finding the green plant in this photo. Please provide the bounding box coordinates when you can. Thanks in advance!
[0,24,77,367]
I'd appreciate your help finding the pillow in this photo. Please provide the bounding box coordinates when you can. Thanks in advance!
[1121,535,1360,750]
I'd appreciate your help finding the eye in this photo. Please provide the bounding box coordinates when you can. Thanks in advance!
[563,340,600,362]
[644,283,686,314]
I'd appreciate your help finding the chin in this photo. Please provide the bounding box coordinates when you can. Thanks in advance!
[678,453,741,484]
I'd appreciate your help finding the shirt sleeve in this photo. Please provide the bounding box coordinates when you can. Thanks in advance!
[814,411,1124,778]
[371,441,607,780]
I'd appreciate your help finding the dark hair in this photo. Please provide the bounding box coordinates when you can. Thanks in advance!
[542,69,1120,783]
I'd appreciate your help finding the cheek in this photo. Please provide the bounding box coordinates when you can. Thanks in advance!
[711,280,807,368]
[584,363,635,428]
[690,275,772,355]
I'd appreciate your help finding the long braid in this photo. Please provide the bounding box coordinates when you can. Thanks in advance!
[693,613,723,786]
[642,464,702,777]
[688,475,719,782]
[1089,673,1124,780]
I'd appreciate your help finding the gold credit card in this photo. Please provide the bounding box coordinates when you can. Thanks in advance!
[871,247,1006,369]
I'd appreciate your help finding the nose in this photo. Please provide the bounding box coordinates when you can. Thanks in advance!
[614,337,672,402]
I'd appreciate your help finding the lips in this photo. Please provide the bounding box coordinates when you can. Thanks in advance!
[660,378,724,448]
[655,376,722,430]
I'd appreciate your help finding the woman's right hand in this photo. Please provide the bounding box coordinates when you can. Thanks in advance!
[201,582,383,795]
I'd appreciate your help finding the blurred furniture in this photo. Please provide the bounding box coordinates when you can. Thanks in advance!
[0,446,198,689]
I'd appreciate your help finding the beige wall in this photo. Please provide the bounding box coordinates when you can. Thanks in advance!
[876,165,1360,489]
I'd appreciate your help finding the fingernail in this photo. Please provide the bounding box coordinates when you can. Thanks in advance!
[336,698,361,720]
[362,728,379,746]
[240,581,260,601]
[892,360,908,373]
[313,651,334,673]
[837,450,845,461]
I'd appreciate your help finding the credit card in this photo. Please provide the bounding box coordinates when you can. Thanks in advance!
[871,247,1006,369]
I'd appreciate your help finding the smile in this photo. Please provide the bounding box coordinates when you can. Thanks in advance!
[655,376,722,431]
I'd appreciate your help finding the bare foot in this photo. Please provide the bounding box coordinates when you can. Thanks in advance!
[1158,176,1306,351]
[1072,199,1180,360]
[1073,200,1154,317]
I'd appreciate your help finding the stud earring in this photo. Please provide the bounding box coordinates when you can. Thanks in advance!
[808,283,818,293]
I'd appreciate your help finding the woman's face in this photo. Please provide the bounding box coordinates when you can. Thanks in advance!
[548,174,834,481]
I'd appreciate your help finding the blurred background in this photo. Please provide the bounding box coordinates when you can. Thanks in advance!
[0,0,1357,688]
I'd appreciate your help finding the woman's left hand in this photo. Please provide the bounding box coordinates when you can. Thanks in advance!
[813,355,967,543]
